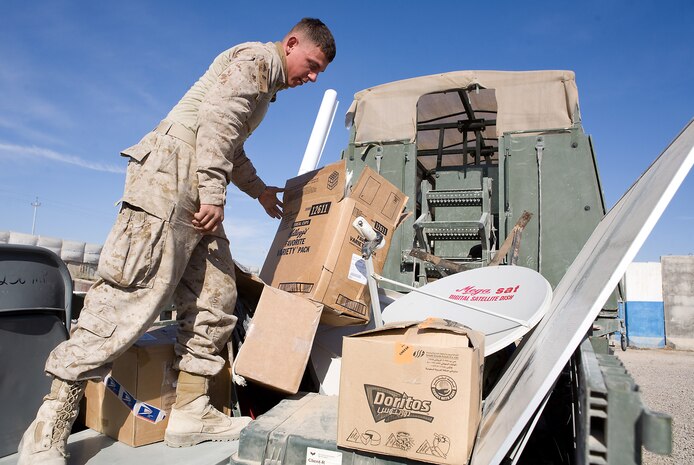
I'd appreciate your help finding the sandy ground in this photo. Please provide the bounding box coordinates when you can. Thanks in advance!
[616,348,694,465]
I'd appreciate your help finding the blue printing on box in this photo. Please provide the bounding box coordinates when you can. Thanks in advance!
[103,374,167,424]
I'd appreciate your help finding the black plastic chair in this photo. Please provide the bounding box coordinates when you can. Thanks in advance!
[0,244,72,457]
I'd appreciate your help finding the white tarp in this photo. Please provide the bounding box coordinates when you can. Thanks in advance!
[347,70,579,145]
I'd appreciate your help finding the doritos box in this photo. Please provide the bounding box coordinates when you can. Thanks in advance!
[337,318,484,464]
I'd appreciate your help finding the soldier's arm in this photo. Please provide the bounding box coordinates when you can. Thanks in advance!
[195,58,265,206]
[230,145,267,199]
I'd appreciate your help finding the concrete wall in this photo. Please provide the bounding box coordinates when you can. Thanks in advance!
[661,256,694,350]
[624,262,665,348]
[0,230,101,281]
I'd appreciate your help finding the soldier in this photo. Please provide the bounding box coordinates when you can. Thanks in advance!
[17,18,335,464]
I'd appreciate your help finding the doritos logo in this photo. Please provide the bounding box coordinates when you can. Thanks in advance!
[363,384,433,423]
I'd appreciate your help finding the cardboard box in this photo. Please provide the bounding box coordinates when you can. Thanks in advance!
[233,267,323,394]
[260,160,408,326]
[337,318,484,465]
[84,325,232,447]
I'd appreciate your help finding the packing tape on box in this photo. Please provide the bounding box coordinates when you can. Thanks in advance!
[103,374,167,424]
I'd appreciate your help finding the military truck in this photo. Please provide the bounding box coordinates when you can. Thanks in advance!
[340,70,672,464]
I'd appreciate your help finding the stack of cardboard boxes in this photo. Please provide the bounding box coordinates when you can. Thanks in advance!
[84,160,409,444]
[234,160,408,391]
[84,160,484,464]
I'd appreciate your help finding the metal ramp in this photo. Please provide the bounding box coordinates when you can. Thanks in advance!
[471,120,693,465]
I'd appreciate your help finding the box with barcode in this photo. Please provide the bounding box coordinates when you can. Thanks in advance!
[260,160,408,326]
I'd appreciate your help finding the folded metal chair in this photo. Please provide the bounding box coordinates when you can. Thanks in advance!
[0,244,72,457]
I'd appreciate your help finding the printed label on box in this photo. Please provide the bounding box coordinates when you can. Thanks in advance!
[357,177,381,205]
[348,253,368,284]
[345,428,382,446]
[137,332,157,342]
[416,433,453,459]
[278,282,315,293]
[335,294,368,316]
[103,374,166,424]
[306,447,343,465]
[309,201,332,217]
[382,193,402,220]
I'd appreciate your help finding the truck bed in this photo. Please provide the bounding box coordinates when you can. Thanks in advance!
[0,429,235,465]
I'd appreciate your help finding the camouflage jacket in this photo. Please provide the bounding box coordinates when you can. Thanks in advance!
[123,41,287,209]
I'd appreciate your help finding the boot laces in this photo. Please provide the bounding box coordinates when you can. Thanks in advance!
[50,381,86,450]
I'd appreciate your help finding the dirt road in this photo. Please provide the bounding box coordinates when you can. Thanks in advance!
[617,348,694,465]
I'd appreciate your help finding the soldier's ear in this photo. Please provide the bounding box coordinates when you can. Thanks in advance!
[285,36,299,54]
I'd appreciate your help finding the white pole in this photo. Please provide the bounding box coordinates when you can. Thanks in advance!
[31,197,41,235]
[298,89,338,175]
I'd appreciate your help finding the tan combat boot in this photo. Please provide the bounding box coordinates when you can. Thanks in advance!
[17,378,86,465]
[164,371,251,447]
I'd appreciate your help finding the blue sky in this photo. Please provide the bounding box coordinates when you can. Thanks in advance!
[1,0,692,268]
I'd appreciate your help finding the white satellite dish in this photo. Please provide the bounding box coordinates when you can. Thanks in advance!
[381,265,552,356]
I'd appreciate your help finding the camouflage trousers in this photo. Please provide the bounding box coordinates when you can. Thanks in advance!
[46,127,238,380]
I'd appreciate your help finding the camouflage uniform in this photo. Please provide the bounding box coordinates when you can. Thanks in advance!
[46,41,288,380]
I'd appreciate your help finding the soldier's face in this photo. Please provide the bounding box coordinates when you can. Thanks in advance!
[285,36,329,88]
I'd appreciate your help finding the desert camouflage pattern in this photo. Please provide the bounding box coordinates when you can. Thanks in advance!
[45,41,287,380]
[167,41,288,205]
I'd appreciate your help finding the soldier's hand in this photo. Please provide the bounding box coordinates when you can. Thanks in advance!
[259,186,284,219]
[193,204,224,232]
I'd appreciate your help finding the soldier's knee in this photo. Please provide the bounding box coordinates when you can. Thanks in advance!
[218,277,237,308]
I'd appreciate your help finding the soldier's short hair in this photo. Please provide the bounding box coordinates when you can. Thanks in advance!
[288,18,336,63]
